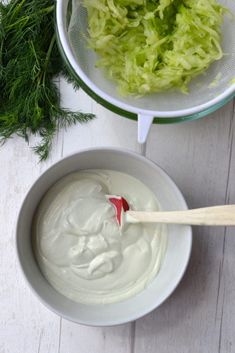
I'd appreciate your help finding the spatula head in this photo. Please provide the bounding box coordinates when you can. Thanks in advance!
[107,195,130,225]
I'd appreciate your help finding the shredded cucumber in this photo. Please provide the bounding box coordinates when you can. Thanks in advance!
[83,0,227,95]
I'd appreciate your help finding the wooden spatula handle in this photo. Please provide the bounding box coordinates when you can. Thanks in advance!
[126,205,235,226]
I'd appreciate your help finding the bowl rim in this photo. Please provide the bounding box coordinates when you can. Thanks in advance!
[56,0,235,120]
[55,23,235,125]
[16,147,192,326]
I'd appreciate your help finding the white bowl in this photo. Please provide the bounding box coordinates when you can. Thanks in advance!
[16,148,192,326]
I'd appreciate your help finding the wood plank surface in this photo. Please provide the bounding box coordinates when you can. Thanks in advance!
[0,78,235,353]
[0,135,63,353]
[216,103,235,353]
[134,102,235,353]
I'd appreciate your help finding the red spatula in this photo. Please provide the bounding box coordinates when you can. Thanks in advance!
[107,196,235,226]
[107,195,129,225]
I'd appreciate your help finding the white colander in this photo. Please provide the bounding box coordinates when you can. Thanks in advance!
[56,0,235,145]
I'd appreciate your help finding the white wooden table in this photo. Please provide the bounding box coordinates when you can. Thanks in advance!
[0,79,235,353]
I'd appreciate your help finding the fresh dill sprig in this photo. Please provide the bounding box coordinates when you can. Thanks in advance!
[0,0,95,160]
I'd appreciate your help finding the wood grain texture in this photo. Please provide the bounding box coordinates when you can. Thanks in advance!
[134,102,235,353]
[0,76,64,352]
[59,321,133,353]
[126,206,235,225]
[216,102,235,353]
[0,134,63,353]
[0,77,235,353]
[60,78,137,154]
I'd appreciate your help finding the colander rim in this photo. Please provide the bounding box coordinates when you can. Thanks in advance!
[56,0,235,119]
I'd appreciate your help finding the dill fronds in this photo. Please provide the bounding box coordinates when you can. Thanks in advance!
[0,0,95,160]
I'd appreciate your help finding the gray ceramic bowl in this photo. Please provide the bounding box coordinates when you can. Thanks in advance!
[16,148,192,326]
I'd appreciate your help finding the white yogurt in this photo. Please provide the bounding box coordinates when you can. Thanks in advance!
[33,170,167,304]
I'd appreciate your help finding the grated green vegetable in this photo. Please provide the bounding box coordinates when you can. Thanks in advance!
[83,0,227,95]
[208,72,222,88]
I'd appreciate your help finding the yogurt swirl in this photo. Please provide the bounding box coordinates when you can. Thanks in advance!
[33,170,167,304]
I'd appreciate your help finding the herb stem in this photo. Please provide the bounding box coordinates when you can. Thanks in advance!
[6,5,54,30]
[43,32,56,87]
[29,40,40,73]
[6,15,30,30]
[8,0,27,22]
[0,0,94,161]
[39,5,55,14]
